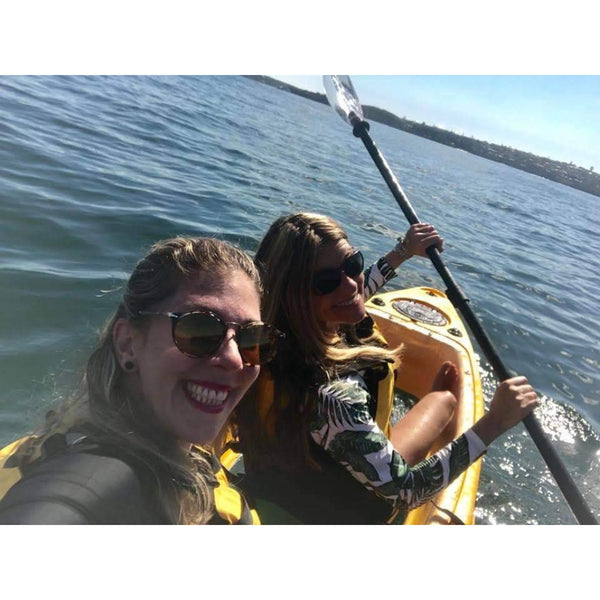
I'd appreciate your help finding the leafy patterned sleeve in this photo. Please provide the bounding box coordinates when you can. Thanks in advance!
[309,374,487,510]
[363,257,397,300]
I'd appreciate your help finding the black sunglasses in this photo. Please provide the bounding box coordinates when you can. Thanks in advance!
[136,310,284,366]
[312,250,364,295]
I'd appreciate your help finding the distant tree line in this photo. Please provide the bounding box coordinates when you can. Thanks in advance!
[246,75,600,199]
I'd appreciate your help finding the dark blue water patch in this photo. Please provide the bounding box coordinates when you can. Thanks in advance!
[5,108,125,161]
[1,211,93,257]
[0,134,69,172]
[0,349,89,445]
[0,328,77,359]
[0,116,60,155]
[0,80,70,122]
[359,221,401,241]
[0,276,113,412]
[216,172,253,189]
[221,146,254,163]
[473,309,600,427]
[579,218,600,240]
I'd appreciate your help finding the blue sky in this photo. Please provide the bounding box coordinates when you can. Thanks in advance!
[272,76,599,171]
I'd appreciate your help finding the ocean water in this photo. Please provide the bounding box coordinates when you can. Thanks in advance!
[0,75,598,524]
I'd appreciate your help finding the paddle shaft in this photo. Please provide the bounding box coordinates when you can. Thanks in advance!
[352,119,598,525]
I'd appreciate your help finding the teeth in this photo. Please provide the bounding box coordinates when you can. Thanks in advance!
[186,382,229,406]
[339,295,358,306]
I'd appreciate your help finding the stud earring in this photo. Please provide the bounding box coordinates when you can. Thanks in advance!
[123,360,136,372]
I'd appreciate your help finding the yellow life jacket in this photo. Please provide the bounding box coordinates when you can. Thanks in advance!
[202,450,260,525]
[353,313,396,436]
[372,361,395,437]
[237,360,399,524]
[0,437,32,503]
[254,359,395,439]
[0,433,259,525]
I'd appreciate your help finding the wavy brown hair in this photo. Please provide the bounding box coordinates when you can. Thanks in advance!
[22,236,261,524]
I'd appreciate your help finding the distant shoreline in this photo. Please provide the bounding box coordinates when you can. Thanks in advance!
[245,75,600,199]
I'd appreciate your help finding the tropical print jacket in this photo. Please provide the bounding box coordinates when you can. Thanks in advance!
[309,257,487,510]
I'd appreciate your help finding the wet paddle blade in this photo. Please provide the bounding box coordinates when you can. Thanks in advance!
[323,75,364,125]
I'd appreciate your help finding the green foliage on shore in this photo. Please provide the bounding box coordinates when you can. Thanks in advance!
[246,76,600,198]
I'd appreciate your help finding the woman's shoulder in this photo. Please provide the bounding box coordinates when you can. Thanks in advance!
[0,439,166,524]
[318,371,370,404]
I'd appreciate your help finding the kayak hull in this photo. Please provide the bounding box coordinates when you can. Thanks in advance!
[365,287,484,525]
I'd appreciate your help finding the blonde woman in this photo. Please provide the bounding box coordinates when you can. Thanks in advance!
[234,213,539,524]
[0,237,283,524]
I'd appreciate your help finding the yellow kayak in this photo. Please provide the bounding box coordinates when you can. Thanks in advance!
[365,286,484,525]
[221,286,485,525]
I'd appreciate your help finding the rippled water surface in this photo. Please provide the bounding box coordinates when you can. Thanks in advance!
[1,75,598,524]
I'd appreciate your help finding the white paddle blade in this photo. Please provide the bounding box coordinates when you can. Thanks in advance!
[323,75,364,125]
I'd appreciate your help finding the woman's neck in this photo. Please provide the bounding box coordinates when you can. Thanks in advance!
[319,320,340,341]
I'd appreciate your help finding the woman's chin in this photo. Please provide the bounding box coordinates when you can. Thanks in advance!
[338,304,367,326]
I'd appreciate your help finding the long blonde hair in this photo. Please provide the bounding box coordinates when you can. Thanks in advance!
[23,236,261,524]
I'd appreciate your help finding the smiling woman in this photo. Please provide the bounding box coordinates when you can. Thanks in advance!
[0,236,282,525]
[233,212,539,524]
